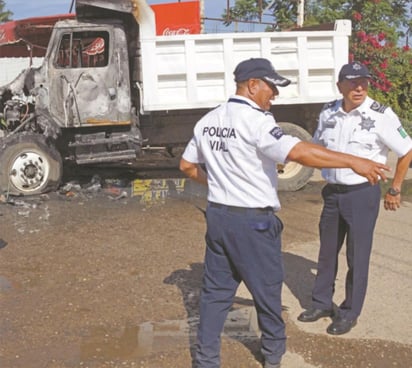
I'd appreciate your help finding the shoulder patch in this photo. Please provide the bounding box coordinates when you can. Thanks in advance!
[269,126,284,140]
[397,126,409,139]
[370,101,388,113]
[322,100,338,111]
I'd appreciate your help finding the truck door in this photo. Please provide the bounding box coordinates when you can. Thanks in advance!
[48,28,131,127]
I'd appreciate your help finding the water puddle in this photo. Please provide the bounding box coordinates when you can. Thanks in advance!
[80,307,259,362]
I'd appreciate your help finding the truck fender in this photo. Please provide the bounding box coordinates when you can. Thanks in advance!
[35,109,62,140]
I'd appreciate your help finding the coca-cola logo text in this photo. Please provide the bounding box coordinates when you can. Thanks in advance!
[162,27,190,36]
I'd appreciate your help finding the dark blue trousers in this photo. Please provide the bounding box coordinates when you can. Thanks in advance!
[195,204,285,368]
[312,183,381,320]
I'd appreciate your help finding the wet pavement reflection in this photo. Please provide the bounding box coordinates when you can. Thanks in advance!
[80,308,259,363]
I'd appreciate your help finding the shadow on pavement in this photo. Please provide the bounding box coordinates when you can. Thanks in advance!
[282,252,317,310]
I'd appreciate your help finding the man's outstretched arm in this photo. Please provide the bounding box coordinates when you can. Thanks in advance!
[287,141,390,185]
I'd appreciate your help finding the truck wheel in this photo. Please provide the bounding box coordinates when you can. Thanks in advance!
[0,134,63,196]
[277,122,314,191]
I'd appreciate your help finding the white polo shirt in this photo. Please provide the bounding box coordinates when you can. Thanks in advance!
[182,95,300,211]
[313,96,412,185]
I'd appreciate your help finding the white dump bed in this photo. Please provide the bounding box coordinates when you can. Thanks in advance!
[139,17,351,112]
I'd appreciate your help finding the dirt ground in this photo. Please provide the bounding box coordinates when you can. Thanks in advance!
[1,170,411,368]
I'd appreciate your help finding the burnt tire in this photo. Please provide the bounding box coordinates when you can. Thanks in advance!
[0,134,62,196]
[277,122,314,192]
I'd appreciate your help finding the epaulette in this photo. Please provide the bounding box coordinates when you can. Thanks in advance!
[370,101,388,113]
[322,99,338,111]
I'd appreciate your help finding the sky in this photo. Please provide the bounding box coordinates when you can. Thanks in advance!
[4,0,267,32]
[6,0,74,19]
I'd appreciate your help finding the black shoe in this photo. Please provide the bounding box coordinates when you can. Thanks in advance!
[326,316,357,335]
[297,308,334,322]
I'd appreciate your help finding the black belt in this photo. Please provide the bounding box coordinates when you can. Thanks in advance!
[326,182,371,193]
[208,202,274,215]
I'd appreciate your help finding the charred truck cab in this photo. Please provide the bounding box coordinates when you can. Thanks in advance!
[0,0,352,196]
[0,1,146,195]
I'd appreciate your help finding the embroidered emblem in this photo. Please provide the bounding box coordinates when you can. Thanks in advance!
[269,126,284,140]
[370,101,387,113]
[324,119,337,129]
[322,100,338,111]
[397,126,409,138]
[359,116,376,131]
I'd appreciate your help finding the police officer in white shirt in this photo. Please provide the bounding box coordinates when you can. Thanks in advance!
[298,61,412,335]
[180,58,390,368]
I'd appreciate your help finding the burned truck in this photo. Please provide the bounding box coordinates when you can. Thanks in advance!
[0,0,351,196]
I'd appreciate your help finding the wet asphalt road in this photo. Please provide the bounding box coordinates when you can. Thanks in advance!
[0,160,411,367]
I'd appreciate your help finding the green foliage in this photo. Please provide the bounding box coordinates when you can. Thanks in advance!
[222,0,297,29]
[345,0,412,134]
[0,0,12,23]
[264,0,297,29]
[222,0,267,26]
[305,0,349,24]
[366,47,412,108]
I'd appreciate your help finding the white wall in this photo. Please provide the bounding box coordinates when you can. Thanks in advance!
[0,57,44,86]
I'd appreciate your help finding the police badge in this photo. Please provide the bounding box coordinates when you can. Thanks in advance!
[359,116,375,131]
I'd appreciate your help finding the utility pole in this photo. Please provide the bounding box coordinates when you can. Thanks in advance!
[297,0,305,27]
[200,0,204,33]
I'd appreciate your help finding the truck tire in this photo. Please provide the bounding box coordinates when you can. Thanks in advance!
[277,122,314,191]
[0,134,62,196]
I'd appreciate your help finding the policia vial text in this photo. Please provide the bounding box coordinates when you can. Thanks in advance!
[203,126,237,152]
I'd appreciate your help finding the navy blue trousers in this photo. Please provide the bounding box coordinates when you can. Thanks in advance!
[312,183,381,320]
[195,204,285,368]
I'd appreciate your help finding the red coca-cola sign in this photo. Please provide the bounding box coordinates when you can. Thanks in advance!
[151,1,201,36]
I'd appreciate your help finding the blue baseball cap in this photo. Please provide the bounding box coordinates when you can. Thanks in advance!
[338,61,372,82]
[234,58,291,88]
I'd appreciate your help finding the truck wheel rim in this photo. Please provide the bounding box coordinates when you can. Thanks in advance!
[9,151,50,192]
[278,161,303,179]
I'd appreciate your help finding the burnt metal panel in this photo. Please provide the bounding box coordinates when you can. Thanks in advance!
[76,0,134,19]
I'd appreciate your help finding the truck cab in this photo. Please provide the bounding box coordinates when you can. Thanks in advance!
[47,21,132,127]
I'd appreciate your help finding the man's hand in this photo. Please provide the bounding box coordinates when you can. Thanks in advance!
[383,150,412,211]
[383,192,401,211]
[350,157,390,185]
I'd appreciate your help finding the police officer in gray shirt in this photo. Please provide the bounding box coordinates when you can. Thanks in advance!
[180,58,389,368]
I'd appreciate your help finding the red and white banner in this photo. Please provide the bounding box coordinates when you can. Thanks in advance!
[151,1,201,36]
